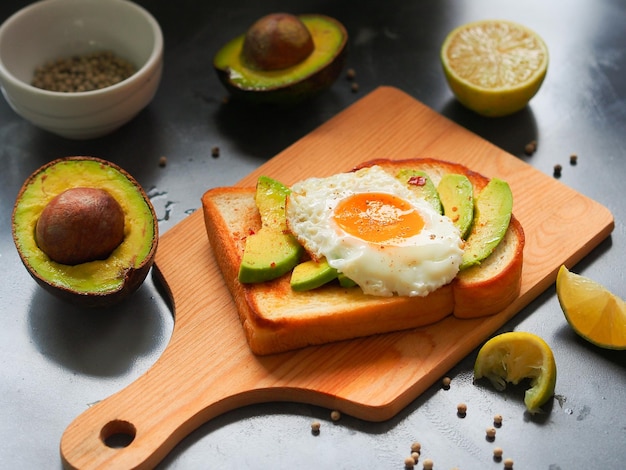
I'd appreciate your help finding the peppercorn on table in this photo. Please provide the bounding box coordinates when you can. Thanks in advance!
[1,1,626,469]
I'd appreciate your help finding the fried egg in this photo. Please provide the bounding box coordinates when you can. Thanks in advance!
[286,165,464,297]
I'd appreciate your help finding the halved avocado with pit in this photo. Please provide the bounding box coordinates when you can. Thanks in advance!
[12,156,158,307]
[214,13,348,104]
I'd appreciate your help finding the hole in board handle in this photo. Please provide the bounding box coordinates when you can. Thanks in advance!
[101,420,136,448]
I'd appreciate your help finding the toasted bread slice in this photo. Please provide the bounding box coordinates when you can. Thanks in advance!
[201,158,524,355]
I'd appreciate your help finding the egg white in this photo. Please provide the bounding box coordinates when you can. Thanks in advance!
[286,165,464,297]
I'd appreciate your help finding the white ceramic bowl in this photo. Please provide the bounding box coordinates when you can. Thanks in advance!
[0,0,163,139]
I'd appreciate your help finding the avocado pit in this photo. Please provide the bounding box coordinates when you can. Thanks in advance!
[241,13,314,70]
[35,187,125,265]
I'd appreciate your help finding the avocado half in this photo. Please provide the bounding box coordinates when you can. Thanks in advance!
[12,156,158,307]
[214,14,348,104]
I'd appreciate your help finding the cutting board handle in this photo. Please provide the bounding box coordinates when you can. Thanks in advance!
[59,338,255,470]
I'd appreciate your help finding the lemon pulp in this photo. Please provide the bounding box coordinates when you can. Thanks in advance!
[474,331,557,413]
[556,265,626,350]
[441,19,548,117]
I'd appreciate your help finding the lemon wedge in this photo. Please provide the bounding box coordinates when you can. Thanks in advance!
[441,19,549,117]
[556,265,626,350]
[474,332,557,413]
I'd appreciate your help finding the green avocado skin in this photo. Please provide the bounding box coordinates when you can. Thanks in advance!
[238,176,303,283]
[219,58,346,105]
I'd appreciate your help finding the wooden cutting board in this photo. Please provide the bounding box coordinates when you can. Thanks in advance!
[60,87,614,469]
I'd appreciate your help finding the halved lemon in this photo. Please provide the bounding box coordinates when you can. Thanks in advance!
[474,331,557,413]
[441,19,549,117]
[556,265,626,350]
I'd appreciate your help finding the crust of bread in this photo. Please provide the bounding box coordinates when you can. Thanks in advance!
[201,158,525,355]
[453,216,524,318]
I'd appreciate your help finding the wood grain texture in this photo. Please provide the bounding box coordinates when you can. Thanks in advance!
[60,87,614,469]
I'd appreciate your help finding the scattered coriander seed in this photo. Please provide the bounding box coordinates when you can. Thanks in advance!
[346,68,356,80]
[456,403,467,417]
[410,441,422,453]
[211,146,220,158]
[158,156,167,168]
[493,414,503,427]
[351,82,359,93]
[330,410,341,421]
[442,376,451,389]
[310,421,321,434]
[570,153,578,165]
[404,456,416,468]
[524,140,537,155]
[503,457,514,469]
[553,164,562,178]
[493,447,504,459]
[486,426,496,440]
[422,457,434,469]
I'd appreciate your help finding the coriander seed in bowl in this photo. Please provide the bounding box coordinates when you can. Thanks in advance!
[31,50,137,93]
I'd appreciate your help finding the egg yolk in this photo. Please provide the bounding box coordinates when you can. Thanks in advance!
[333,192,424,243]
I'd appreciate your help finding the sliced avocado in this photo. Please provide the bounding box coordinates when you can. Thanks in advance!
[337,273,358,288]
[290,258,339,291]
[238,176,303,283]
[396,169,443,214]
[460,178,513,270]
[255,175,290,230]
[437,173,474,239]
[239,229,303,283]
[11,157,158,307]
[213,14,348,104]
